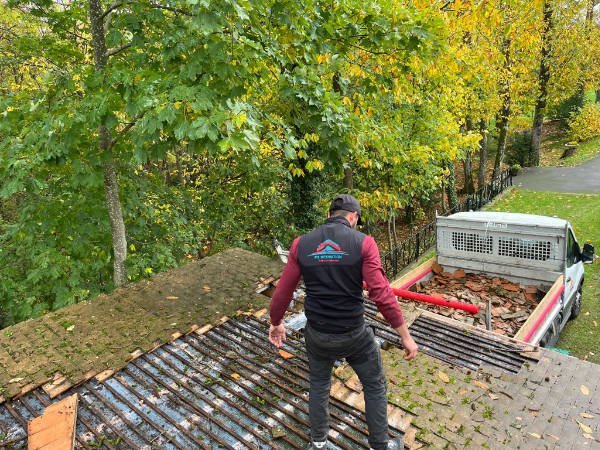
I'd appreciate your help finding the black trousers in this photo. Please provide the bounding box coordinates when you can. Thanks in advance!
[304,322,389,449]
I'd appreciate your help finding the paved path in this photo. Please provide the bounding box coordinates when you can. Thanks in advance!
[513,155,600,193]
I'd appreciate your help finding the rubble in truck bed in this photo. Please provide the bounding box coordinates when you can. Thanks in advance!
[412,262,543,337]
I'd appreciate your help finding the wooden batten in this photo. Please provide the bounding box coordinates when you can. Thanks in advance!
[42,373,73,399]
[195,324,213,335]
[18,383,41,398]
[82,369,99,381]
[28,393,78,450]
[129,349,144,361]
[169,331,183,341]
[94,369,115,383]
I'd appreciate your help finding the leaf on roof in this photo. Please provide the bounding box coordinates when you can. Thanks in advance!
[473,380,489,391]
[576,420,592,434]
[231,373,240,380]
[279,349,294,359]
[580,385,590,396]
[437,371,450,383]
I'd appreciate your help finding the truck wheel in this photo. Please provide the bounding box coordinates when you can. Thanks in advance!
[569,286,582,320]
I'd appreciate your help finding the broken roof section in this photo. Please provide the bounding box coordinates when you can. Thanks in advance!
[0,312,407,449]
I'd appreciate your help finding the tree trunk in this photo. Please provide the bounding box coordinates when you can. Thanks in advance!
[176,147,185,185]
[530,0,553,167]
[103,160,128,286]
[89,0,128,287]
[478,120,488,189]
[462,158,474,195]
[343,167,353,189]
[494,38,512,179]
[446,163,458,213]
[462,118,475,194]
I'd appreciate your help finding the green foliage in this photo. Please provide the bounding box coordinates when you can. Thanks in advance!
[546,92,585,120]
[0,0,597,327]
[569,102,600,143]
[507,129,532,166]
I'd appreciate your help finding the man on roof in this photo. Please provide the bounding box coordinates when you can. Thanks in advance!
[269,194,418,450]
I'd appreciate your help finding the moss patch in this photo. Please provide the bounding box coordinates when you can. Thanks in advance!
[0,248,282,398]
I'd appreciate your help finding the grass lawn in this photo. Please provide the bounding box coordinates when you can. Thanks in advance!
[540,133,600,167]
[488,189,600,364]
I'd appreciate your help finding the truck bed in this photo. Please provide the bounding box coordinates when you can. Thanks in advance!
[391,257,564,345]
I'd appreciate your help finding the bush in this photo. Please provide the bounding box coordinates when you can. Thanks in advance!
[506,129,532,166]
[547,92,585,120]
[569,102,600,142]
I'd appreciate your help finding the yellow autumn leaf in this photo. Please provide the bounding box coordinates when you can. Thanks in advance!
[279,349,294,359]
[231,373,240,380]
[580,385,590,396]
[576,420,592,434]
[473,380,489,391]
[174,101,182,110]
[437,371,450,383]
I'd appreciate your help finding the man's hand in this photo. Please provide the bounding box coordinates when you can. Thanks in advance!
[401,335,418,360]
[269,324,286,348]
[394,323,418,360]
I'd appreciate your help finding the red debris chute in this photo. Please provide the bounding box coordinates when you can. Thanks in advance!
[391,287,480,314]
[364,279,480,315]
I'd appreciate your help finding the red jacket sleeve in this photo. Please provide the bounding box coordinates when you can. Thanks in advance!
[362,236,404,328]
[269,237,302,326]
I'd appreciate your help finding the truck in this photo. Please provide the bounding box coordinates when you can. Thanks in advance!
[392,211,595,347]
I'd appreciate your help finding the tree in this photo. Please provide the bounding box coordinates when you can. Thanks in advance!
[530,0,554,167]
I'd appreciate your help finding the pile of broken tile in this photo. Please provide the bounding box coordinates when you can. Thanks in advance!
[412,263,542,337]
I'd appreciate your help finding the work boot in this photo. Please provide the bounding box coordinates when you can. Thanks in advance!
[369,436,404,450]
[306,441,327,449]
[386,437,404,449]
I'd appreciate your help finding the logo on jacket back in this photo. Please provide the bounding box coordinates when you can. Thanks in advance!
[308,239,348,262]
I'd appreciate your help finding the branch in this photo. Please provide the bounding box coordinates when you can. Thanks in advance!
[107,43,131,57]
[108,112,146,149]
[101,1,130,20]
[148,2,193,16]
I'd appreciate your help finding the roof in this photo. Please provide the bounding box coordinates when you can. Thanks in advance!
[0,248,282,400]
[445,211,569,229]
[0,313,407,449]
[1,248,599,449]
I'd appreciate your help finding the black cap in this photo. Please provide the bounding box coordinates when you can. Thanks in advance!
[329,194,362,224]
